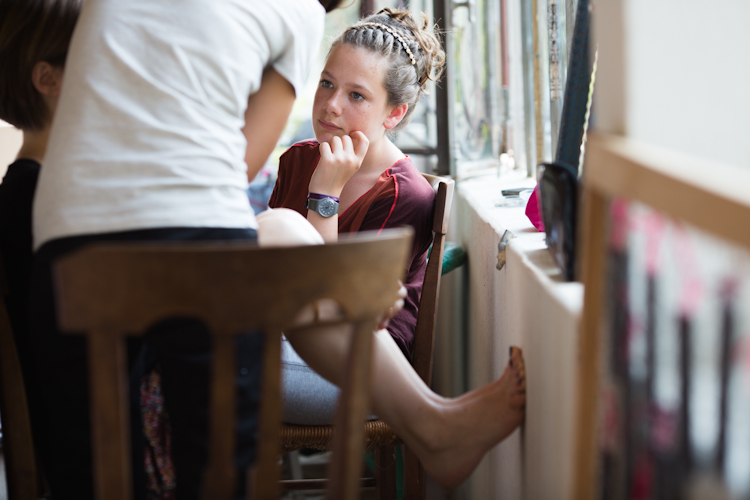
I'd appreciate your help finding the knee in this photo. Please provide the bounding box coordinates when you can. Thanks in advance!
[256,208,324,247]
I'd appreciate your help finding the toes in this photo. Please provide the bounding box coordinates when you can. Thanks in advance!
[508,346,525,374]
[507,346,526,392]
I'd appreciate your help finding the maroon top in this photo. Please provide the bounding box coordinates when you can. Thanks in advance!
[269,140,435,357]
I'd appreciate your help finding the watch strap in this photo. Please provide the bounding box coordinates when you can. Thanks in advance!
[307,192,340,203]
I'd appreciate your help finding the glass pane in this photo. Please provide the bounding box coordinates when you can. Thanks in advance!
[452,0,498,165]
[391,0,440,174]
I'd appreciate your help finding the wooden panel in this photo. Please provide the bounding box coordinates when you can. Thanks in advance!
[571,185,608,500]
[574,132,750,500]
[587,133,750,251]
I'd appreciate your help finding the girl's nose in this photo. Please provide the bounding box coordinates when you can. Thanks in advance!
[325,91,343,116]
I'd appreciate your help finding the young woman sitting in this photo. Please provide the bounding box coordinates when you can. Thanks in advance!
[263,8,527,488]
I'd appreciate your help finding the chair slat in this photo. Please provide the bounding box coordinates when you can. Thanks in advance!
[326,320,377,500]
[88,332,131,500]
[204,333,238,500]
[252,329,283,500]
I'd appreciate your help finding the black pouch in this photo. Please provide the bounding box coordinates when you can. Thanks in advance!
[538,162,578,281]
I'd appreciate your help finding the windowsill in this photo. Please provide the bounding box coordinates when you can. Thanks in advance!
[456,169,583,315]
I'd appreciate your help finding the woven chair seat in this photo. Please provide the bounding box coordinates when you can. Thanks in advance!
[280,419,403,453]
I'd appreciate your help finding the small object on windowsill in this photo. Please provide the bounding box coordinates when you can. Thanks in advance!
[501,187,533,197]
[524,184,544,232]
[495,187,533,208]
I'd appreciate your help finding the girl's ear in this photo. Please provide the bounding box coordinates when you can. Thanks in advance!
[383,103,408,130]
[31,61,64,97]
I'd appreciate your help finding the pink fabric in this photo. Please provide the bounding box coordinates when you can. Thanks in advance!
[525,184,545,232]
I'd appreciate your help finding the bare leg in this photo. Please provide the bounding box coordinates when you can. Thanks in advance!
[256,208,324,247]
[284,326,526,488]
[257,208,526,486]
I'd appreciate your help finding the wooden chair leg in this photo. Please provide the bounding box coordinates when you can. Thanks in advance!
[403,447,425,500]
[375,445,397,500]
[0,303,38,500]
[88,332,131,500]
[326,322,376,500]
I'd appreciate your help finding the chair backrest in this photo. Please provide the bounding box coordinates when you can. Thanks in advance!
[53,229,413,500]
[0,257,39,500]
[412,174,454,384]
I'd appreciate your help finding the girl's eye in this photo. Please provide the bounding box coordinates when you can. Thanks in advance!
[320,79,333,89]
[351,92,364,101]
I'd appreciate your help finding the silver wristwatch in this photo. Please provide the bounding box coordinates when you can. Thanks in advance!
[305,196,339,217]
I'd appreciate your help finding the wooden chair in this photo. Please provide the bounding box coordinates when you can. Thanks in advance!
[279,173,455,500]
[572,133,750,499]
[52,229,413,500]
[0,258,40,500]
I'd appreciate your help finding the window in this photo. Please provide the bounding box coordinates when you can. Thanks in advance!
[274,0,581,181]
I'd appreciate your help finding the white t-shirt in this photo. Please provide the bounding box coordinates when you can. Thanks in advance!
[34,0,325,249]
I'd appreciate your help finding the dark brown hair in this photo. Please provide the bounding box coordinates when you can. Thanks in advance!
[331,8,446,134]
[319,0,348,13]
[0,0,82,131]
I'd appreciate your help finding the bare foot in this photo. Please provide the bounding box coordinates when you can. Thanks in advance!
[414,346,526,488]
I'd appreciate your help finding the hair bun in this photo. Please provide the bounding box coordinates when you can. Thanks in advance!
[376,8,446,91]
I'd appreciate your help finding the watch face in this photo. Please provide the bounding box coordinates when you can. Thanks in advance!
[318,198,338,217]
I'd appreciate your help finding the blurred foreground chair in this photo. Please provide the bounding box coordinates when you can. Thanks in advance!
[53,229,412,500]
[573,133,750,499]
[280,173,455,500]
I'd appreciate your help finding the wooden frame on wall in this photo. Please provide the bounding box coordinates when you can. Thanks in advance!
[572,131,750,500]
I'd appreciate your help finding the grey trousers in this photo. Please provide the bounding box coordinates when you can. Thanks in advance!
[280,336,340,424]
[281,337,377,425]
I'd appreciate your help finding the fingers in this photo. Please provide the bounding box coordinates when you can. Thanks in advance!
[393,298,404,314]
[331,135,345,152]
[319,140,332,156]
[311,132,367,196]
[340,134,352,153]
[350,131,369,161]
[325,133,366,158]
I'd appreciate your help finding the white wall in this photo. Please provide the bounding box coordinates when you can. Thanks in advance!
[0,121,22,177]
[432,171,583,500]
[594,0,750,170]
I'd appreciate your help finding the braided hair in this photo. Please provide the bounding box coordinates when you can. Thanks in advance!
[330,8,446,134]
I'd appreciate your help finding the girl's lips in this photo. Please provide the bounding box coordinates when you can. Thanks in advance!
[318,119,341,131]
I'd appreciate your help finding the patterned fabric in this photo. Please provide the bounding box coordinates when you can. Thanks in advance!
[141,368,175,500]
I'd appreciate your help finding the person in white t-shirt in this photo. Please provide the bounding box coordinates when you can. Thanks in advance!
[29,1,341,498]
